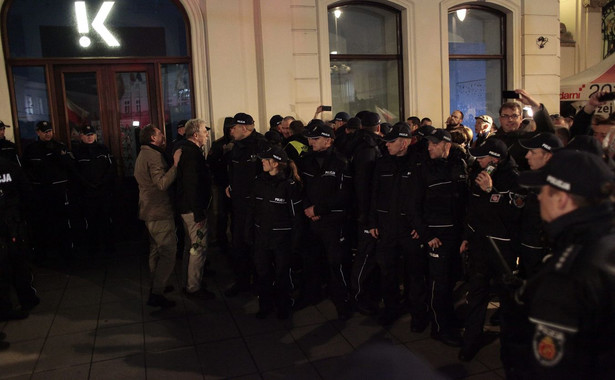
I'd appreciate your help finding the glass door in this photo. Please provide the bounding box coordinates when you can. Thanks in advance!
[54,64,159,177]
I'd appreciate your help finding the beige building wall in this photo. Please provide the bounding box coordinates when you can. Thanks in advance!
[559,0,605,81]
[0,0,562,140]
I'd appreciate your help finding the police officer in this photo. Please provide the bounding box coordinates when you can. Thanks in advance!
[517,133,562,277]
[207,117,234,254]
[347,112,383,316]
[22,121,75,262]
[72,125,116,254]
[412,128,468,344]
[300,121,353,320]
[250,146,302,319]
[0,121,19,165]
[225,113,269,297]
[459,138,524,361]
[367,123,428,326]
[0,157,39,321]
[516,150,615,379]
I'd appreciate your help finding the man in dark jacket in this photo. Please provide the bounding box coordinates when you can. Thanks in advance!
[72,125,116,254]
[516,150,615,379]
[225,112,270,297]
[207,117,233,253]
[412,128,468,344]
[459,138,524,362]
[300,121,353,320]
[0,157,39,322]
[368,123,428,327]
[493,89,555,171]
[517,133,562,278]
[22,121,75,262]
[0,121,19,165]
[176,119,214,299]
[347,112,383,315]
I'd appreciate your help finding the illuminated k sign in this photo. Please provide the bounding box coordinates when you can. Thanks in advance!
[75,1,120,47]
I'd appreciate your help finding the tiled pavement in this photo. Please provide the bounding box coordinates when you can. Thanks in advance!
[0,241,504,379]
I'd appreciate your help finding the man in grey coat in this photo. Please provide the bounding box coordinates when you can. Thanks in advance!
[134,124,181,308]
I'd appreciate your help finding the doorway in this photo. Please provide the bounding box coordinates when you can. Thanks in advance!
[54,64,161,177]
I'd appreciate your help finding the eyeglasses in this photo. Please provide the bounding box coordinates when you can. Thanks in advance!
[500,114,520,120]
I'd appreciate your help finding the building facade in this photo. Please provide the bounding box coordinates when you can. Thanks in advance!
[0,0,562,175]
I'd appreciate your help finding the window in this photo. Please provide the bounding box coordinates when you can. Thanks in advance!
[448,6,505,133]
[328,3,403,122]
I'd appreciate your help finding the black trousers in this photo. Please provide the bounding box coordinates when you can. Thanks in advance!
[30,185,72,260]
[426,228,462,334]
[463,236,516,350]
[0,236,37,312]
[253,230,293,312]
[350,224,379,308]
[302,218,350,308]
[375,233,428,321]
[230,198,254,286]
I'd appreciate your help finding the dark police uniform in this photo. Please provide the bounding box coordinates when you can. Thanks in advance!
[72,132,116,253]
[300,142,352,318]
[412,138,468,338]
[0,121,19,165]
[249,150,302,318]
[22,123,75,261]
[461,139,524,361]
[207,121,233,252]
[515,150,615,379]
[0,157,39,320]
[227,127,269,292]
[0,139,19,165]
[346,128,382,314]
[368,139,427,325]
[516,133,563,279]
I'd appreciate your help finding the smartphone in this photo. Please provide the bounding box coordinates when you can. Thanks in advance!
[484,165,496,175]
[598,92,615,101]
[502,90,520,99]
[321,105,332,111]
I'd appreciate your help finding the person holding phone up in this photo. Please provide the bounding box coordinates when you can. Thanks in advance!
[495,89,556,171]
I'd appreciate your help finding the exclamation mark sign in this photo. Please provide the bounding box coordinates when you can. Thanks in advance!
[75,1,91,47]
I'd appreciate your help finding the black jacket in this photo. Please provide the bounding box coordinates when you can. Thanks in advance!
[299,147,351,221]
[207,135,232,188]
[0,157,32,236]
[249,170,302,245]
[368,152,416,240]
[412,149,468,244]
[228,131,269,202]
[72,141,116,199]
[0,139,20,166]
[22,139,73,190]
[493,104,555,171]
[520,204,615,379]
[346,129,382,224]
[464,155,523,242]
[176,140,212,223]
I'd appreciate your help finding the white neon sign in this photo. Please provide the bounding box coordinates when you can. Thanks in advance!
[74,1,120,47]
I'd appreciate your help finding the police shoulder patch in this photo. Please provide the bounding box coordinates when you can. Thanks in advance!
[509,192,526,208]
[532,323,565,367]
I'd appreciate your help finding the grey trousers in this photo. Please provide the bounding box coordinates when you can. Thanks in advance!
[181,213,208,293]
[146,219,177,295]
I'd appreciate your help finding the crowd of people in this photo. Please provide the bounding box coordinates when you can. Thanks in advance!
[1,88,615,378]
